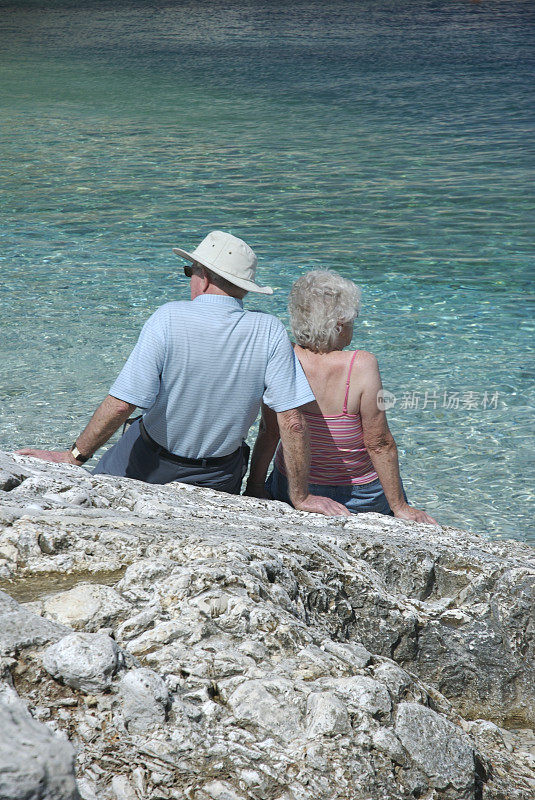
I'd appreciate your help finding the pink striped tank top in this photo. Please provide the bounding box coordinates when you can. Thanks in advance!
[275,351,378,486]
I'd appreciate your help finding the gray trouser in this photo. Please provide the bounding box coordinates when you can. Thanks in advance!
[92,418,247,494]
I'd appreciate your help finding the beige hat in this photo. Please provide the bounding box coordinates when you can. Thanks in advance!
[173,230,273,295]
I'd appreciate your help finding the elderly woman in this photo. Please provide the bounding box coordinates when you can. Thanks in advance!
[245,270,437,523]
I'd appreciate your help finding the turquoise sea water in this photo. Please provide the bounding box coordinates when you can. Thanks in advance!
[1,0,533,542]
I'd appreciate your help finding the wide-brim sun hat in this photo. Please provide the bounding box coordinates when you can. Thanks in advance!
[173,230,273,295]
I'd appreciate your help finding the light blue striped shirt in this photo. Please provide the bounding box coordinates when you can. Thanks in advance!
[109,295,315,458]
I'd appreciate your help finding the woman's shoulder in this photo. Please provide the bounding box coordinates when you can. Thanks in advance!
[351,349,378,369]
[348,351,381,393]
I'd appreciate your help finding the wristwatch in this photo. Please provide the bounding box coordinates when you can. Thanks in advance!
[70,442,91,464]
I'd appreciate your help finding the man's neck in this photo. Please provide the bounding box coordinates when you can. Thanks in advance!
[202,286,235,297]
[191,285,245,301]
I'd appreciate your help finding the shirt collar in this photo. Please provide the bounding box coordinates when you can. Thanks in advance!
[192,295,244,309]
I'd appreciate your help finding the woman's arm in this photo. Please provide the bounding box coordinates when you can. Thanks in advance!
[359,355,438,525]
[244,402,281,498]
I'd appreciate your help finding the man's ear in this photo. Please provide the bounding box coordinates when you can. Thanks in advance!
[200,267,211,293]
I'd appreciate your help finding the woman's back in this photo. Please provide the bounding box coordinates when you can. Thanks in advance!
[293,345,367,417]
[275,345,378,486]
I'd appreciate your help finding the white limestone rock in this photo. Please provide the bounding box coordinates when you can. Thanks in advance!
[111,775,138,800]
[0,590,70,657]
[115,604,160,641]
[197,782,247,800]
[371,660,414,701]
[306,690,350,737]
[118,667,169,733]
[395,702,476,792]
[42,632,122,692]
[76,777,99,800]
[371,726,406,764]
[325,674,392,719]
[40,583,131,632]
[0,451,31,493]
[0,694,77,800]
[320,639,372,669]
[227,678,304,742]
[0,451,533,800]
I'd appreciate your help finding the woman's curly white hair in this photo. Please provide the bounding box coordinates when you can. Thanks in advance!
[289,270,362,353]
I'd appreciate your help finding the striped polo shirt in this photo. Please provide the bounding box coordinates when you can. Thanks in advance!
[109,295,315,459]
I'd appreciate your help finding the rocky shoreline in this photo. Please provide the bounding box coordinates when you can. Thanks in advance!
[0,450,533,800]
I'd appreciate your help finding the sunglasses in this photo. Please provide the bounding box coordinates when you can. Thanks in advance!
[183,262,202,278]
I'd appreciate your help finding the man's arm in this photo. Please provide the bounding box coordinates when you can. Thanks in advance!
[359,355,438,525]
[277,408,350,517]
[16,395,137,466]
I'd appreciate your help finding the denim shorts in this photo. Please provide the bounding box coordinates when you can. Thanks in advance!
[266,464,407,516]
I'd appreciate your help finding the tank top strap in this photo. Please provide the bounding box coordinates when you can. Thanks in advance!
[343,350,359,414]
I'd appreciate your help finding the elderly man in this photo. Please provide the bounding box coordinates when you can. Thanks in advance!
[18,231,348,516]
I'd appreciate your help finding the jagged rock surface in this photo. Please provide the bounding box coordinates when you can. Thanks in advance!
[0,683,78,800]
[0,450,533,800]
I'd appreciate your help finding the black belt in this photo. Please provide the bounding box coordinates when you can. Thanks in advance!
[138,419,241,468]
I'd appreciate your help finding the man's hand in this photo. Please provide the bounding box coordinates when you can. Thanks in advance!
[294,494,350,517]
[392,502,438,525]
[15,448,81,465]
[16,396,136,471]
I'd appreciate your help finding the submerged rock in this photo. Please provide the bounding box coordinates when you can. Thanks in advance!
[0,450,533,799]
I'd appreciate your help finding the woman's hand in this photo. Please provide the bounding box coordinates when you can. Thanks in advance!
[359,356,439,525]
[391,502,438,525]
[244,403,281,498]
[243,481,271,499]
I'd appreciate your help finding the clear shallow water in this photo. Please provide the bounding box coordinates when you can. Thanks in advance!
[1,0,533,542]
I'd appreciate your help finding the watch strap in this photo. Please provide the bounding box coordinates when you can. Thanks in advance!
[70,443,90,464]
